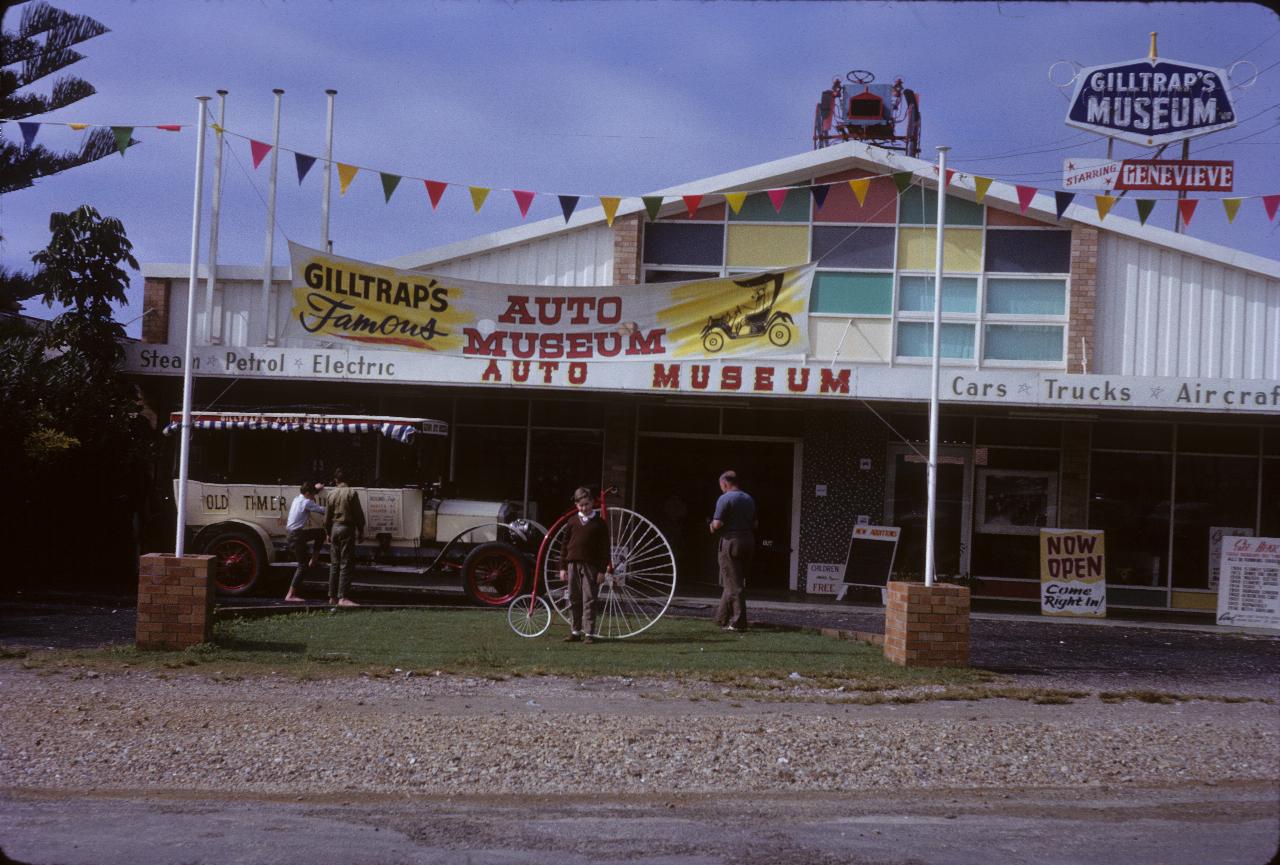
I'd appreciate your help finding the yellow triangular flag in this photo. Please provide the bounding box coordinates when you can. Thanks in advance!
[1222,198,1242,224]
[1094,195,1116,221]
[211,124,223,134]
[973,176,993,203]
[848,178,870,207]
[469,186,490,212]
[724,192,747,214]
[599,196,620,226]
[337,163,358,196]
[68,122,88,131]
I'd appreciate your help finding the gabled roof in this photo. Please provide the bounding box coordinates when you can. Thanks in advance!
[384,140,1280,281]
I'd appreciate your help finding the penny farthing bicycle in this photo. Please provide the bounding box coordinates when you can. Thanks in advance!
[506,487,678,639]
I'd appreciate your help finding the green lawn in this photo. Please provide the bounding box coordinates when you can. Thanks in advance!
[12,608,988,688]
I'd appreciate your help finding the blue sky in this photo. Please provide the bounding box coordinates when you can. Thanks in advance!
[3,1,1277,336]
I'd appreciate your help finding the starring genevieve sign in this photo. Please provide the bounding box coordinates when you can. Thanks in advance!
[285,242,814,361]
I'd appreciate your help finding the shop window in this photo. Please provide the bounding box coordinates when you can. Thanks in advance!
[1092,421,1172,451]
[1089,451,1172,587]
[976,469,1057,535]
[722,407,798,437]
[1170,454,1259,589]
[451,426,526,502]
[527,429,602,525]
[1265,426,1280,456]
[811,272,893,315]
[638,404,719,434]
[980,447,1059,471]
[644,268,721,284]
[896,322,975,359]
[727,189,810,222]
[984,229,1071,273]
[897,187,984,226]
[642,223,724,266]
[531,399,605,429]
[810,226,896,269]
[1177,423,1260,455]
[971,535,1041,580]
[984,324,1063,362]
[898,276,978,314]
[455,396,526,426]
[977,419,1061,448]
[1262,459,1280,536]
[986,278,1066,315]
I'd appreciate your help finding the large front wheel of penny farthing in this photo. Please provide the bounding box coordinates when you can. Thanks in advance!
[540,507,677,639]
[507,593,551,638]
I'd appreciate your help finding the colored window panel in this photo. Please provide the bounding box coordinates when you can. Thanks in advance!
[898,188,984,226]
[810,317,892,362]
[984,324,1064,361]
[986,278,1066,315]
[727,189,810,222]
[988,207,1056,227]
[811,271,893,315]
[811,225,895,269]
[898,276,978,313]
[897,322,975,359]
[897,228,983,272]
[813,170,897,223]
[725,225,809,268]
[659,201,727,221]
[642,223,724,266]
[984,229,1071,273]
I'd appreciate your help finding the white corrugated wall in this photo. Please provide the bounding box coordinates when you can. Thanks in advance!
[418,225,615,286]
[1095,234,1280,379]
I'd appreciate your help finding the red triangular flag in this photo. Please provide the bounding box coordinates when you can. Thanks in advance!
[1177,198,1198,228]
[513,189,536,218]
[945,169,955,188]
[156,125,182,132]
[424,180,447,210]
[1015,185,1037,214]
[766,188,789,213]
[682,194,703,218]
[250,139,272,169]
[1263,194,1280,222]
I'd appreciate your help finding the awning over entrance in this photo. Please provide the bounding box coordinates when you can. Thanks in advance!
[163,411,448,443]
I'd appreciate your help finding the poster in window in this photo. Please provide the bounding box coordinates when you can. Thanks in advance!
[1216,536,1280,631]
[979,470,1057,535]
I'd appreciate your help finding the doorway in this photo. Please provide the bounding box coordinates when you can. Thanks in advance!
[884,445,972,580]
[634,437,797,593]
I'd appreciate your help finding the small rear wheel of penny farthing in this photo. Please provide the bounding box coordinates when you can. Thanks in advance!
[539,507,677,640]
[507,593,551,638]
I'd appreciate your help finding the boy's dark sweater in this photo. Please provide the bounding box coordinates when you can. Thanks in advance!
[563,514,610,569]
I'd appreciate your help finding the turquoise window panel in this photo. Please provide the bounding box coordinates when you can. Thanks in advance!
[898,276,978,313]
[898,188,985,226]
[984,324,1064,361]
[728,189,810,222]
[897,322,975,358]
[811,272,894,315]
[986,278,1067,315]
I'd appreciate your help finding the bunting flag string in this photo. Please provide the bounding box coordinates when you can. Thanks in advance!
[1095,195,1116,221]
[681,194,703,218]
[513,189,535,218]
[380,172,401,203]
[766,188,789,213]
[1054,191,1074,220]
[558,195,579,223]
[599,196,621,226]
[337,163,358,195]
[1136,199,1156,225]
[1178,198,1198,228]
[724,192,747,214]
[294,153,316,184]
[1015,185,1037,214]
[250,139,272,169]
[425,180,447,209]
[1223,198,1241,224]
[469,186,490,212]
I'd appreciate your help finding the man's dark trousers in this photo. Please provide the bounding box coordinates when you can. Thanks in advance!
[714,530,753,630]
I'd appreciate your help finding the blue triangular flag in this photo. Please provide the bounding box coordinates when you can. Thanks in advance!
[295,152,317,185]
[1054,191,1075,220]
[810,184,831,211]
[558,195,580,223]
[19,122,39,149]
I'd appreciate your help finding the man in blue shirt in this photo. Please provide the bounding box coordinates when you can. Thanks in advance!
[709,470,755,631]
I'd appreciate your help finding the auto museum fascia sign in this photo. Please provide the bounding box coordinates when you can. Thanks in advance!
[126,343,1280,415]
[1065,55,1237,147]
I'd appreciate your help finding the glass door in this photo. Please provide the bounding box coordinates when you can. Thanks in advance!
[885,446,972,580]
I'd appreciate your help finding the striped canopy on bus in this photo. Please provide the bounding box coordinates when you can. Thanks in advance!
[163,412,447,443]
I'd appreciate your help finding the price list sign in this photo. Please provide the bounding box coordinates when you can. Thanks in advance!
[1216,536,1280,631]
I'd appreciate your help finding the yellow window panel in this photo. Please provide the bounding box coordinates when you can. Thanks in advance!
[725,225,810,268]
[1171,591,1215,610]
[897,227,983,272]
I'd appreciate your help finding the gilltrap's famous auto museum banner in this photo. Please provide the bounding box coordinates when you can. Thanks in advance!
[285,242,814,361]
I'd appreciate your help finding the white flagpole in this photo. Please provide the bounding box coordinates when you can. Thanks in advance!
[261,88,283,346]
[175,96,211,557]
[924,145,950,588]
[321,88,337,252]
[202,89,227,344]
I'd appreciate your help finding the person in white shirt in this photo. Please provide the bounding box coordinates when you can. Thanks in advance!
[284,481,326,602]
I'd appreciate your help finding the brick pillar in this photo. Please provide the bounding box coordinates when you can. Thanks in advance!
[1058,421,1092,529]
[136,553,215,650]
[1067,224,1099,374]
[141,277,171,344]
[612,213,643,285]
[883,581,970,667]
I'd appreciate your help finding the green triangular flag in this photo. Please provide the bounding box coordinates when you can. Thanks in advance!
[891,171,914,194]
[642,196,664,221]
[111,126,133,157]
[1135,199,1156,225]
[380,172,402,203]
